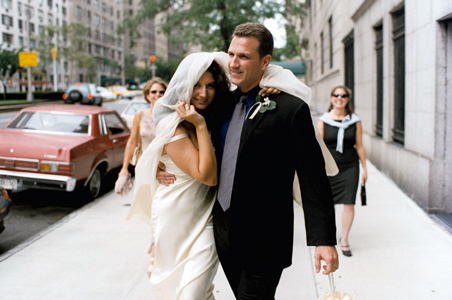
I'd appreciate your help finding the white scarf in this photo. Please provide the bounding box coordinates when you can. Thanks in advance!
[126,51,314,222]
[319,112,361,153]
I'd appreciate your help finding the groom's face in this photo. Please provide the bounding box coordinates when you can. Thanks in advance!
[228,36,271,93]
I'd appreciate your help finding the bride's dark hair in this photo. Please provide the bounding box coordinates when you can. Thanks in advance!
[199,60,235,131]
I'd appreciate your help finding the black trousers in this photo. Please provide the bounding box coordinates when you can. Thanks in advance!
[213,201,283,300]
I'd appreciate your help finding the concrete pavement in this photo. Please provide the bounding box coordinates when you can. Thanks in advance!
[0,161,451,299]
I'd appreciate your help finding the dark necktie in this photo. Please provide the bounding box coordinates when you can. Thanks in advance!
[217,95,247,211]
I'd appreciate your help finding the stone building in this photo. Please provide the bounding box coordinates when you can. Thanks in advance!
[303,0,452,213]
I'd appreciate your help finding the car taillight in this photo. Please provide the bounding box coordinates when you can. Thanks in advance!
[87,94,93,99]
[58,164,73,174]
[63,93,67,99]
[41,162,73,174]
[0,158,14,168]
[15,160,38,169]
[41,162,59,172]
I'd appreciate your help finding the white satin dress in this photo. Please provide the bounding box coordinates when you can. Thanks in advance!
[149,134,219,300]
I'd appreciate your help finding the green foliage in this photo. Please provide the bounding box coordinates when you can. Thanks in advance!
[0,47,22,97]
[0,47,21,78]
[284,23,301,59]
[122,0,300,52]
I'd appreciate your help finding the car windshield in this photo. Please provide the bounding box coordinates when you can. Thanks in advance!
[7,111,90,134]
[114,86,127,91]
[124,103,150,115]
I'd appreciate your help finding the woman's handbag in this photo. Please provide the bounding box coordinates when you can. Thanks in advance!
[130,134,142,166]
[361,183,367,206]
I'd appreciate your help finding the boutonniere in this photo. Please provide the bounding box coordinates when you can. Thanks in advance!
[248,95,277,119]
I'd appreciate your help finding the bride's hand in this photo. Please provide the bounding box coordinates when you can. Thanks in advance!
[175,102,206,127]
[259,86,281,97]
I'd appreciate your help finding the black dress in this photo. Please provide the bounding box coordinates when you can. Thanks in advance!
[323,121,359,205]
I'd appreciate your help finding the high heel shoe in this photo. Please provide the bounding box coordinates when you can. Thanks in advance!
[339,238,352,257]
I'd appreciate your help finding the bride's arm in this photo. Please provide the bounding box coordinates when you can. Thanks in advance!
[163,103,217,186]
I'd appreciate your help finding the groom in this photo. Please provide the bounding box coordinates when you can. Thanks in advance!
[210,23,338,299]
[157,23,338,299]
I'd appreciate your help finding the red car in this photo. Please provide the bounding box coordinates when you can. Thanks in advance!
[0,105,130,199]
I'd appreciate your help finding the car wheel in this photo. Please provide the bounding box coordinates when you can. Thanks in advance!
[87,169,102,199]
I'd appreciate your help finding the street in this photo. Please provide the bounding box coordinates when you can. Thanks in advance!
[0,100,131,255]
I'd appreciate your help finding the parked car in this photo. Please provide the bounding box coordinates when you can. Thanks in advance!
[120,98,150,128]
[0,187,12,235]
[63,83,103,106]
[106,85,136,100]
[0,105,130,199]
[96,86,117,101]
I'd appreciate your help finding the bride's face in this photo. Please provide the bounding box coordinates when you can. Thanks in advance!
[191,71,216,111]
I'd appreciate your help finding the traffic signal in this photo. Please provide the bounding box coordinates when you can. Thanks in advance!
[150,55,156,62]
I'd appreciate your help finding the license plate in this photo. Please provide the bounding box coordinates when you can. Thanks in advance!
[0,178,18,190]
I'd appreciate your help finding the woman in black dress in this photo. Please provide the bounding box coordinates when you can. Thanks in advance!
[317,86,367,257]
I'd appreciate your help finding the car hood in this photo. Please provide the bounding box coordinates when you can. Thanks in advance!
[0,130,93,161]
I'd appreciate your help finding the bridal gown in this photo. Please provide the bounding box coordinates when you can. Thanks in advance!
[149,134,219,300]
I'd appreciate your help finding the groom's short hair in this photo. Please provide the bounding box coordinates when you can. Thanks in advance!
[232,23,273,58]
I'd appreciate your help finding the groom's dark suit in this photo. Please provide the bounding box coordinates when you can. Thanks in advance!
[212,89,336,296]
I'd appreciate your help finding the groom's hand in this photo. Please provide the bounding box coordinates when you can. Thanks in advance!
[156,161,176,186]
[314,245,339,274]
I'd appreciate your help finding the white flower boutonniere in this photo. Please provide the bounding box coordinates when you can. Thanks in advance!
[248,95,277,119]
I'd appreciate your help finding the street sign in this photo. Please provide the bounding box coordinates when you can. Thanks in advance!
[19,52,38,67]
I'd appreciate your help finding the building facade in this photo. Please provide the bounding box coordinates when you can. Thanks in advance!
[1,0,179,90]
[304,0,452,213]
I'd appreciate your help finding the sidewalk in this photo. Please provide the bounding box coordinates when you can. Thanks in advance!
[0,161,451,299]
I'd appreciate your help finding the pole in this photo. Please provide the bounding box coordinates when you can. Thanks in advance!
[52,48,57,91]
[25,5,33,102]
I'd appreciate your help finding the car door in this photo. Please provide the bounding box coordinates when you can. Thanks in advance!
[101,112,130,168]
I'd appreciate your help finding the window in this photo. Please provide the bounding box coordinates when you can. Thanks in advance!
[29,22,35,33]
[343,30,354,109]
[62,7,66,15]
[94,0,99,9]
[79,74,83,82]
[375,25,383,137]
[18,19,23,30]
[329,16,333,69]
[87,10,91,22]
[117,11,120,18]
[320,32,324,74]
[102,17,107,28]
[18,2,22,16]
[19,36,24,46]
[129,9,133,16]
[392,8,405,144]
[102,33,107,42]
[47,0,53,9]
[76,6,82,19]
[95,14,99,25]
[103,112,128,135]
[95,29,100,40]
[102,2,106,12]
[2,33,13,45]
[110,7,113,15]
[2,15,13,27]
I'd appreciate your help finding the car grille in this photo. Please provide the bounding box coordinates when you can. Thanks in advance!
[0,157,39,171]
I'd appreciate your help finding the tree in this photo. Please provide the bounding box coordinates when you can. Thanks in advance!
[59,23,98,82]
[0,47,21,99]
[120,0,306,53]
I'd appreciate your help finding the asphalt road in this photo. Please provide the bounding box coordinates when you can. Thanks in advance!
[0,100,131,255]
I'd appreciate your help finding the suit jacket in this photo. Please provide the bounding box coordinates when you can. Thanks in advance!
[212,91,336,271]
